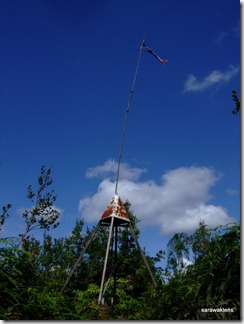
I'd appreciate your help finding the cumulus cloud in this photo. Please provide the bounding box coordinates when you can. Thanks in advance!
[86,158,147,181]
[184,65,239,93]
[79,161,233,235]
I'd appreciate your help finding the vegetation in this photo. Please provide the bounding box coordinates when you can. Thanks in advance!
[231,90,240,115]
[0,166,240,320]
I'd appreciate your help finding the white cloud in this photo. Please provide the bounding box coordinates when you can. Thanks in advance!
[79,161,234,235]
[181,257,193,267]
[214,21,240,43]
[184,65,239,93]
[226,188,238,197]
[17,205,63,220]
[16,205,63,216]
[214,31,229,43]
[86,158,147,181]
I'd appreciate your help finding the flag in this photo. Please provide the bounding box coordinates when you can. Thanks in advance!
[141,41,168,63]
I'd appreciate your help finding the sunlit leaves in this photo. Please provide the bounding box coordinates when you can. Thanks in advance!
[0,165,240,320]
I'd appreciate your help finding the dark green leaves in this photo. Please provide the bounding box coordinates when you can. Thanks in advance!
[231,90,240,115]
[22,166,60,239]
[0,204,11,231]
[0,168,240,320]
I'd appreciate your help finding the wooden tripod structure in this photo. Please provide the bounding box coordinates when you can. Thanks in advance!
[60,194,157,305]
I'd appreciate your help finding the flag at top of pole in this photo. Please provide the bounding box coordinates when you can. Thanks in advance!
[115,37,168,196]
[141,41,168,64]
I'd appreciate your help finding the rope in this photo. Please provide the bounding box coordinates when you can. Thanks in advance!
[114,44,143,195]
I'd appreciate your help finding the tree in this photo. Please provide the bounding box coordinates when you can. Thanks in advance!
[20,165,60,243]
[0,166,62,320]
[153,222,240,320]
[0,204,11,232]
[231,90,240,115]
[0,168,240,320]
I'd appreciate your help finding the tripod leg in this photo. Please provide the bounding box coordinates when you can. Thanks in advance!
[60,222,100,294]
[98,217,115,305]
[113,226,118,303]
[129,223,157,288]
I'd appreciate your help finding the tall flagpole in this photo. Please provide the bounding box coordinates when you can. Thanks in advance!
[114,42,144,195]
[59,34,165,300]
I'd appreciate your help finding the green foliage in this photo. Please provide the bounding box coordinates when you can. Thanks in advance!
[154,222,240,320]
[21,166,60,241]
[231,90,240,115]
[73,284,100,319]
[0,166,240,320]
[0,204,11,231]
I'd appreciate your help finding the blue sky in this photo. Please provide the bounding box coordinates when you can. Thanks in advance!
[0,0,240,260]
